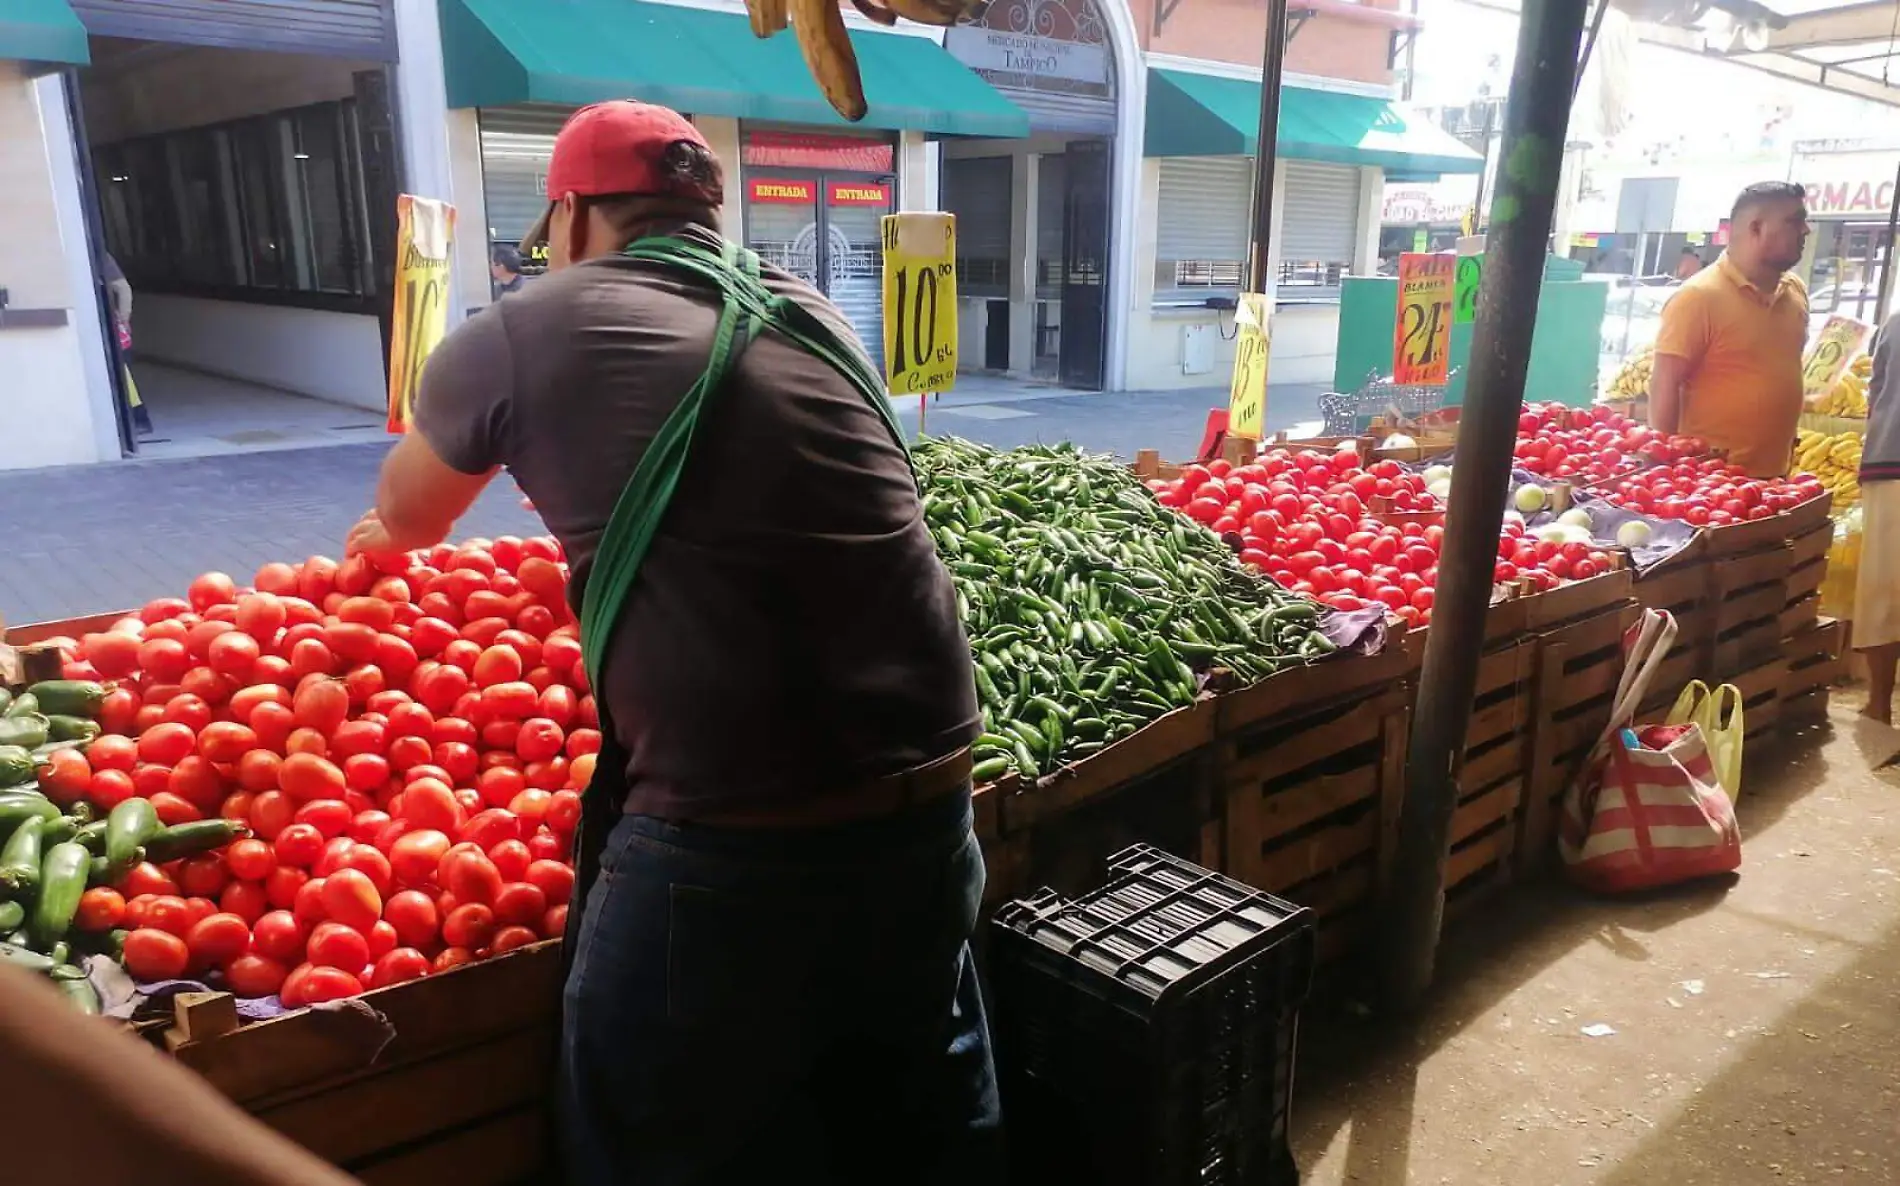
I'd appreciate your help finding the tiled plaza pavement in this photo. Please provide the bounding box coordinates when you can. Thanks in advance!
[0,381,1325,625]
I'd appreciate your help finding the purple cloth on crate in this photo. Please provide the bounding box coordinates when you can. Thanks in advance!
[1319,605,1389,655]
[1518,488,1698,572]
[116,972,289,1022]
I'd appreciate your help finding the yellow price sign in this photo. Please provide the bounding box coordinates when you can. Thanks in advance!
[881,212,958,396]
[1393,252,1453,386]
[1802,314,1871,395]
[386,195,456,433]
[1227,292,1269,441]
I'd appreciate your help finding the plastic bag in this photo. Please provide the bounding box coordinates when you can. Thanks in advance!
[1666,681,1744,803]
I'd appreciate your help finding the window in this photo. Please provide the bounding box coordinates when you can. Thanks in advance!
[1153,157,1251,301]
[93,98,376,306]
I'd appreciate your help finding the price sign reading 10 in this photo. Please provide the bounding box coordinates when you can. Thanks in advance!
[882,212,959,396]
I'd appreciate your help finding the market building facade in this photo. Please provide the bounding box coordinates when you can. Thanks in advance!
[1,0,1475,473]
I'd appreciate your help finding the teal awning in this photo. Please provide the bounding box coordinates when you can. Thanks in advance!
[442,0,1027,138]
[1146,68,1482,175]
[0,0,88,67]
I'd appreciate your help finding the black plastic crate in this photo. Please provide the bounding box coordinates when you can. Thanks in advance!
[989,844,1315,1186]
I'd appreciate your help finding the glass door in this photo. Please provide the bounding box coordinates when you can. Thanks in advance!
[744,168,894,376]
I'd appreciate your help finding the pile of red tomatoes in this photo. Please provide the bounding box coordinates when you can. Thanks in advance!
[1513,401,1706,482]
[1595,457,1826,527]
[39,538,591,1005]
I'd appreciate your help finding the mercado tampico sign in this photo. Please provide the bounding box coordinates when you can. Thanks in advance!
[386,195,456,433]
[881,212,958,396]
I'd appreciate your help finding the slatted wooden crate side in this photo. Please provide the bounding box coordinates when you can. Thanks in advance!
[1712,615,1784,680]
[168,941,564,1107]
[1780,592,1821,640]
[1538,601,1638,715]
[1444,815,1516,920]
[251,1026,554,1171]
[1784,556,1827,607]
[1728,655,1789,744]
[1781,618,1847,701]
[997,697,1217,832]
[1516,628,1624,878]
[1222,688,1410,921]
[1715,579,1791,635]
[1711,543,1793,598]
[1788,519,1833,569]
[351,1106,551,1186]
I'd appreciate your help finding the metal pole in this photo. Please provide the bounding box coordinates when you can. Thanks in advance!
[1378,0,1592,1012]
[1470,97,1498,240]
[1573,0,1609,102]
[1876,155,1900,325]
[1247,0,1289,294]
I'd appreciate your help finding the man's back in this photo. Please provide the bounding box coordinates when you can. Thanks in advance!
[415,228,979,818]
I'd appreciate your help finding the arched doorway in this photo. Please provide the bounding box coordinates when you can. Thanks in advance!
[941,0,1120,389]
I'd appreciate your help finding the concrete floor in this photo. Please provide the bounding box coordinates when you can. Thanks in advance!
[128,362,386,460]
[1294,695,1900,1185]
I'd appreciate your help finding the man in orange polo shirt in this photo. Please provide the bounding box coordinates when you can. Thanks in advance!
[1649,182,1811,476]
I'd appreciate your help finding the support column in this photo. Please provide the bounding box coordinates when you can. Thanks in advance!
[1354,165,1384,277]
[1008,152,1040,377]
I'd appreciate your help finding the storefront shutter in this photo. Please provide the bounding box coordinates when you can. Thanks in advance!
[941,156,1012,296]
[1154,156,1252,294]
[478,107,574,247]
[72,0,396,59]
[1036,152,1065,296]
[1279,160,1362,268]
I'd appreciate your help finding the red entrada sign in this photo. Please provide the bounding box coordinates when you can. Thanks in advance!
[827,181,891,207]
[748,178,817,205]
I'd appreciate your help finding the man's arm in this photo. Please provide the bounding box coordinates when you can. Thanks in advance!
[1649,287,1710,436]
[349,309,512,557]
[0,965,359,1186]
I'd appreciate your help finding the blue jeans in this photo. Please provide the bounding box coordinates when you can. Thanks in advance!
[559,789,1003,1185]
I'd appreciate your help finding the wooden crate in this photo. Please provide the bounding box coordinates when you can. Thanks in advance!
[995,698,1217,833]
[1632,558,1714,699]
[1781,618,1847,704]
[164,942,562,1185]
[1709,544,1791,679]
[1702,492,1832,557]
[1444,635,1539,910]
[1729,654,1788,745]
[1781,593,1821,640]
[1219,683,1411,964]
[1517,600,1640,875]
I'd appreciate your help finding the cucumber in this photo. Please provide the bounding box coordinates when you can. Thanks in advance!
[0,941,54,972]
[0,792,58,839]
[104,798,161,873]
[25,681,105,719]
[143,819,250,864]
[0,689,12,716]
[0,901,22,932]
[29,842,90,949]
[72,819,108,855]
[0,816,47,894]
[44,715,100,743]
[0,714,50,751]
[0,747,36,789]
[4,694,37,719]
[55,975,100,1015]
[49,962,89,981]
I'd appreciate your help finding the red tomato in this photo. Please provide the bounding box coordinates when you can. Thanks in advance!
[319,868,383,933]
[123,928,191,981]
[335,844,394,897]
[307,920,370,971]
[38,749,92,808]
[545,791,582,835]
[527,831,568,862]
[442,902,497,951]
[525,859,575,906]
[383,829,450,890]
[370,947,430,989]
[176,854,230,899]
[385,887,442,949]
[75,887,126,932]
[398,779,463,834]
[441,850,504,907]
[460,809,522,851]
[294,798,356,840]
[119,861,181,899]
[513,718,564,763]
[223,953,288,998]
[279,753,346,803]
[433,741,479,785]
[220,880,269,925]
[475,765,527,811]
[144,896,196,938]
[433,947,474,974]
[489,839,532,882]
[542,904,568,939]
[492,925,538,954]
[296,965,365,1005]
[138,723,197,768]
[492,881,547,929]
[185,912,252,969]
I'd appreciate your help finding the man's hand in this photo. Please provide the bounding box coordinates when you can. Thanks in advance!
[345,510,407,561]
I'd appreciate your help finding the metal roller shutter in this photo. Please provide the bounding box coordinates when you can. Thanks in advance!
[1280,160,1361,266]
[1036,152,1065,295]
[1154,157,1251,293]
[478,106,574,245]
[73,0,396,59]
[942,156,1011,296]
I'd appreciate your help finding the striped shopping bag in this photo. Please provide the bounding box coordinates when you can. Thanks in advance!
[1559,609,1742,893]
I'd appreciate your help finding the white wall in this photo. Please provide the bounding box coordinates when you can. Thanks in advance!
[134,296,387,412]
[446,107,493,320]
[693,115,744,241]
[38,73,121,465]
[0,65,109,470]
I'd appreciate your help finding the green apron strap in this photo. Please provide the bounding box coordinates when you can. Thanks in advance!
[578,233,914,690]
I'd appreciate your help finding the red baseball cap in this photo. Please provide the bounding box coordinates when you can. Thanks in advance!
[521,100,722,246]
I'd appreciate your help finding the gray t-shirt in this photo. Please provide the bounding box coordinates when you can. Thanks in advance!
[414,226,979,819]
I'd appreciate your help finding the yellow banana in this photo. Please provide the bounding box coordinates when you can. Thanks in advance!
[849,0,900,25]
[791,0,867,120]
[746,0,788,36]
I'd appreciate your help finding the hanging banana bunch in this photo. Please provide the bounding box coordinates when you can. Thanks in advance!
[753,0,988,120]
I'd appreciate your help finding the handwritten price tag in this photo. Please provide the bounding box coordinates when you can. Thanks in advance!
[1801,314,1870,395]
[1227,292,1270,441]
[1393,252,1454,386]
[881,213,958,396]
[1453,254,1482,326]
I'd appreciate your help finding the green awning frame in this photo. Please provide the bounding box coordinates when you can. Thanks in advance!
[0,0,89,67]
[1146,68,1482,175]
[442,0,1028,138]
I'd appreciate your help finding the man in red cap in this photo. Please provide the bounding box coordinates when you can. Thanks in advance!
[347,102,998,1183]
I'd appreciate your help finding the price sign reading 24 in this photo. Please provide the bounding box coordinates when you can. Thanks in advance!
[881,213,959,396]
[1393,252,1454,387]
